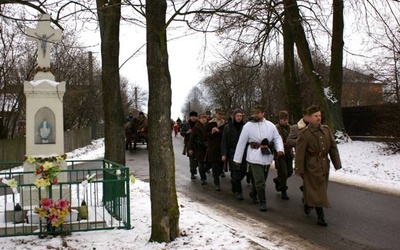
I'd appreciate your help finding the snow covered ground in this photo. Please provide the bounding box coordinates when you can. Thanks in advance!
[0,138,399,249]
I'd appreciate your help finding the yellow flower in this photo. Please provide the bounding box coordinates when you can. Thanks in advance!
[26,155,36,164]
[42,161,54,171]
[58,210,68,218]
[5,178,18,188]
[53,219,63,227]
[55,155,64,163]
[130,175,136,183]
[34,178,50,188]
[38,210,46,219]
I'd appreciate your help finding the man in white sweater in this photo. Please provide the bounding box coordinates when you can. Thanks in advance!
[233,105,284,212]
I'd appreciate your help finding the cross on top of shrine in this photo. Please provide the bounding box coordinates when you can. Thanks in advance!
[26,14,62,69]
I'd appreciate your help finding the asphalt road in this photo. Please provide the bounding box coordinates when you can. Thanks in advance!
[126,136,400,250]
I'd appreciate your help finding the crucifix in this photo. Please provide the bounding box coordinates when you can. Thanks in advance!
[26,14,62,69]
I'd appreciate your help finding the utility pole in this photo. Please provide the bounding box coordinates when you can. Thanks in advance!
[88,51,94,85]
[135,87,138,110]
[88,51,96,138]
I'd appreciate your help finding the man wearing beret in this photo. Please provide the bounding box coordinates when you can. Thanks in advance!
[294,105,342,227]
[233,104,284,212]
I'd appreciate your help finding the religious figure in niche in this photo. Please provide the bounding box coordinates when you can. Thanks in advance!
[39,119,51,143]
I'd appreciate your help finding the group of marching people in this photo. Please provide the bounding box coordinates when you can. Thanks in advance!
[180,104,342,227]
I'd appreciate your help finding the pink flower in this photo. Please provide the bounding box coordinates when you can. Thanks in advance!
[57,199,69,209]
[40,197,52,209]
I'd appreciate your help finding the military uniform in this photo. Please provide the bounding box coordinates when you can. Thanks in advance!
[295,123,342,226]
[295,124,341,206]
[274,122,294,199]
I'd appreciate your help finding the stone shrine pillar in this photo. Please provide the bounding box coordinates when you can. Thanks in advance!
[22,14,68,207]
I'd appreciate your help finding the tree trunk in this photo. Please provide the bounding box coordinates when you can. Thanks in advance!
[283,0,332,127]
[327,0,346,134]
[146,0,180,243]
[282,14,302,122]
[96,0,125,164]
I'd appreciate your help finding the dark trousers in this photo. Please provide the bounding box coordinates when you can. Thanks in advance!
[229,158,247,194]
[199,161,223,186]
[189,156,198,175]
[275,156,293,191]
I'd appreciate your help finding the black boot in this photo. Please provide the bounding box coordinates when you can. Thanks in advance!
[302,198,313,215]
[246,172,251,184]
[303,204,311,215]
[281,190,289,200]
[273,178,280,192]
[257,189,267,212]
[316,207,328,227]
[249,191,259,204]
[230,179,236,193]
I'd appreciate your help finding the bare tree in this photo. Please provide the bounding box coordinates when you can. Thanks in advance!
[184,0,347,133]
[95,0,125,164]
[0,14,31,138]
[354,1,400,105]
[181,86,206,117]
[146,0,180,242]
[200,54,261,114]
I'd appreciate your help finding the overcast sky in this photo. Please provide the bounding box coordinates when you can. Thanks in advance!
[81,24,216,120]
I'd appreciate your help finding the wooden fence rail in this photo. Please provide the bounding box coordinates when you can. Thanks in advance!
[0,125,104,163]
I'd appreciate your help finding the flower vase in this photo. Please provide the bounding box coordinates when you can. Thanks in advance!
[46,221,55,235]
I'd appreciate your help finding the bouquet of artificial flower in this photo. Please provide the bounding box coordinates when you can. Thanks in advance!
[34,197,70,227]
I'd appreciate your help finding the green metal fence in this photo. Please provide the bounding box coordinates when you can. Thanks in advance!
[0,160,130,237]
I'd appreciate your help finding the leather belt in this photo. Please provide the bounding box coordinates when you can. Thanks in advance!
[308,152,327,157]
[250,142,270,149]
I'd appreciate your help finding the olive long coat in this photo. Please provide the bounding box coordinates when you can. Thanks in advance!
[294,125,342,208]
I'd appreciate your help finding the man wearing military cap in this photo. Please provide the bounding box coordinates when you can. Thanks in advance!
[273,110,294,200]
[252,104,265,113]
[294,105,342,227]
[233,103,284,212]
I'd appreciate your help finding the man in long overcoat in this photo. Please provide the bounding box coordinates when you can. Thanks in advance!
[182,111,199,179]
[188,113,209,184]
[204,108,225,191]
[294,105,342,227]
